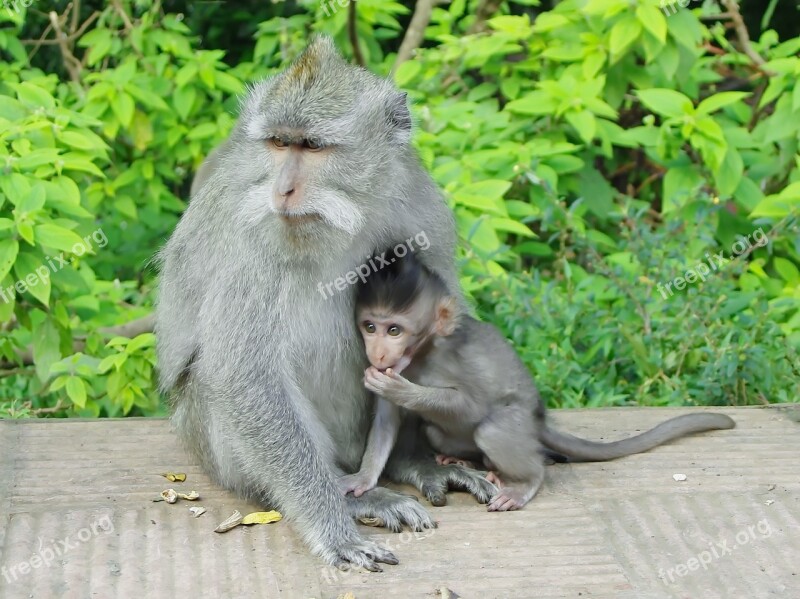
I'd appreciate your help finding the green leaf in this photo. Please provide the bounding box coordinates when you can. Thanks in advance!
[662,165,703,212]
[19,184,46,213]
[565,110,596,143]
[187,122,218,141]
[65,376,87,408]
[60,153,105,178]
[505,91,558,115]
[126,332,156,354]
[696,92,750,116]
[13,251,51,305]
[394,60,421,87]
[609,16,642,60]
[714,148,743,198]
[636,89,693,118]
[488,217,535,238]
[111,93,135,128]
[0,238,19,281]
[33,316,61,382]
[774,257,800,284]
[15,82,55,110]
[34,224,86,253]
[636,5,667,43]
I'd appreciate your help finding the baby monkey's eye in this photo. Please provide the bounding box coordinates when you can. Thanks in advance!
[387,325,402,337]
[304,138,323,151]
[270,137,288,148]
[364,322,376,333]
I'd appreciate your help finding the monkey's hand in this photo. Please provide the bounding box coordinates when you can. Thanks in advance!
[364,367,415,405]
[338,472,378,498]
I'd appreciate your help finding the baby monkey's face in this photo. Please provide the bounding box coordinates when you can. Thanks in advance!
[356,307,421,373]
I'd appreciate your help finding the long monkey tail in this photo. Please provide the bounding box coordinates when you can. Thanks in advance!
[540,413,735,462]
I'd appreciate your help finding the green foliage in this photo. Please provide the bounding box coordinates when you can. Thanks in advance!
[1,0,798,417]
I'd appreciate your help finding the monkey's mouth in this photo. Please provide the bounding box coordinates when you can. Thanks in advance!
[277,212,322,225]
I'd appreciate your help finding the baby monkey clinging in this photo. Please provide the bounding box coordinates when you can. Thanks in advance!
[340,248,735,511]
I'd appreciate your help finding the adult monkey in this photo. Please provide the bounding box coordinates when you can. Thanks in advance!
[155,36,495,571]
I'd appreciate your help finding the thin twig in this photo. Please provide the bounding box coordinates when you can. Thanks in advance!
[111,0,134,31]
[22,11,99,47]
[347,0,365,67]
[48,10,83,83]
[394,0,442,73]
[468,0,502,34]
[720,0,771,71]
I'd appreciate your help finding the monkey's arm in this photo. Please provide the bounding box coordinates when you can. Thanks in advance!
[338,398,401,497]
[364,367,465,413]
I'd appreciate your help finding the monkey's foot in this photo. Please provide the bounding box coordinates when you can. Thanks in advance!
[386,458,497,506]
[346,486,436,532]
[327,537,399,572]
[485,473,533,512]
[435,454,478,469]
[338,472,378,498]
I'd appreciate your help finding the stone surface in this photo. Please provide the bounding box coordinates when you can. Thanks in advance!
[1,405,798,598]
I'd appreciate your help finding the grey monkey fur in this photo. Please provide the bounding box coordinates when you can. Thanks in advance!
[155,36,494,570]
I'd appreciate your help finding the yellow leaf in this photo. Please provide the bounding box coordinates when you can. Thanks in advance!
[241,511,283,525]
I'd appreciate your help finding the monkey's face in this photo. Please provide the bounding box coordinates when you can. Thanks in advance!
[233,38,413,239]
[357,307,425,372]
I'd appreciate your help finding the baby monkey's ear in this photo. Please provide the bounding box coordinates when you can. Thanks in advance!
[435,296,459,336]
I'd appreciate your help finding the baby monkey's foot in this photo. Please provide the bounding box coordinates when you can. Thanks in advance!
[485,472,531,512]
[435,454,479,469]
[338,472,378,498]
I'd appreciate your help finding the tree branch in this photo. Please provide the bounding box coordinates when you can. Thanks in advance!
[48,10,83,84]
[394,0,442,73]
[348,0,365,67]
[720,0,770,71]
[468,0,502,34]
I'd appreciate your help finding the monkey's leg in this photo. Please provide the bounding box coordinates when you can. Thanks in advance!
[384,415,498,506]
[435,455,479,468]
[182,378,399,571]
[474,404,546,512]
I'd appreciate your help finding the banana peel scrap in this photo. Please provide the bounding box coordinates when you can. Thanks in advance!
[160,473,187,482]
[214,510,282,533]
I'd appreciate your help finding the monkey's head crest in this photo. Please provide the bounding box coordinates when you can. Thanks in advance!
[239,35,413,148]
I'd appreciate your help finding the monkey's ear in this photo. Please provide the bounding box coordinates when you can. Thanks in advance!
[435,297,458,336]
[387,92,412,145]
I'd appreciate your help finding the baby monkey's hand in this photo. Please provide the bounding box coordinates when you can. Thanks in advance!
[364,366,414,402]
[337,471,378,497]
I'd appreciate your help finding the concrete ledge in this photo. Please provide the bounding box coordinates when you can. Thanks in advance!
[1,405,798,598]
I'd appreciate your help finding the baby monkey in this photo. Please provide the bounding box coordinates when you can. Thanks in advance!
[339,249,735,511]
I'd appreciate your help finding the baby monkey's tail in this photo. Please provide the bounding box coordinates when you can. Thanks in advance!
[540,413,735,462]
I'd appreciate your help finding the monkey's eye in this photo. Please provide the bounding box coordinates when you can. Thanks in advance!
[364,322,376,334]
[304,138,323,151]
[387,325,402,337]
[270,137,288,149]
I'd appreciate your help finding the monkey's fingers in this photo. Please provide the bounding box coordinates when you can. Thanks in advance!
[332,539,398,572]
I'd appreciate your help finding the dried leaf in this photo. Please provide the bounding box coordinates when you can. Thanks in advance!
[241,511,282,525]
[189,506,207,518]
[214,510,243,533]
[160,488,179,504]
[357,516,384,528]
[178,491,200,501]
[161,473,186,482]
